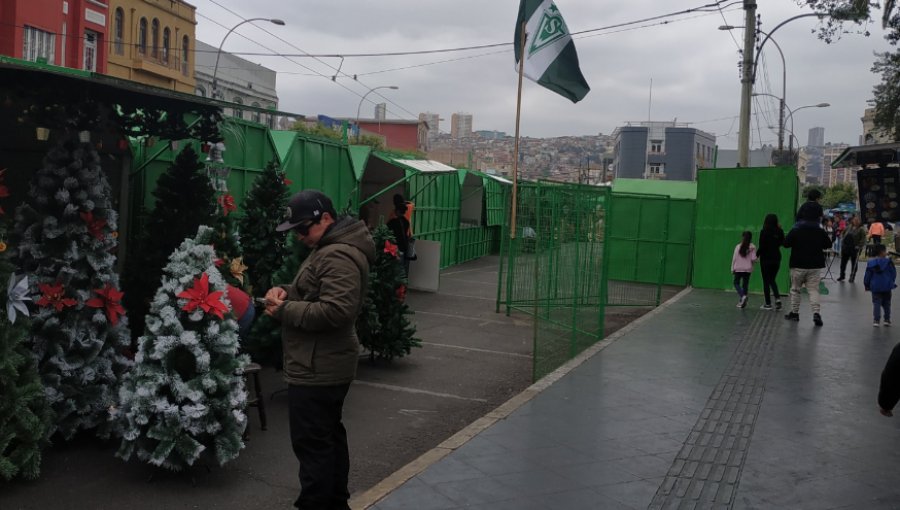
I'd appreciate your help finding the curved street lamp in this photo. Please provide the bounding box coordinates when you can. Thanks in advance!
[355,85,399,143]
[786,102,830,153]
[212,18,285,99]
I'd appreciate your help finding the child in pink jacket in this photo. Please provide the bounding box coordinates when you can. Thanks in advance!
[732,231,758,308]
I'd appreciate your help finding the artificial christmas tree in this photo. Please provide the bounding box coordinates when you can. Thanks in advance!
[123,145,216,339]
[0,218,52,481]
[116,225,248,471]
[358,225,420,361]
[237,160,290,296]
[11,135,131,440]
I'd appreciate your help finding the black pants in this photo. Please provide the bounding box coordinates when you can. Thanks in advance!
[289,384,352,510]
[760,260,781,305]
[839,248,859,279]
[733,272,750,298]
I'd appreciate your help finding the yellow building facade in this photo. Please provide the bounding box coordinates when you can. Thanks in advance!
[105,0,196,93]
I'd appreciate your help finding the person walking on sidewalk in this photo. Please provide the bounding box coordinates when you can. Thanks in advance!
[265,189,375,510]
[757,214,784,310]
[783,222,832,326]
[731,231,757,308]
[878,342,900,417]
[838,216,866,282]
[865,243,897,327]
[869,219,886,246]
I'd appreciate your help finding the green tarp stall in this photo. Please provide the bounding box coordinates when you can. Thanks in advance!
[456,170,511,264]
[276,131,358,213]
[359,154,460,268]
[608,179,697,286]
[129,118,280,220]
[692,166,798,292]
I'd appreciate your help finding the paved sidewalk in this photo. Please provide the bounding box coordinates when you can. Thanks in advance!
[367,282,900,509]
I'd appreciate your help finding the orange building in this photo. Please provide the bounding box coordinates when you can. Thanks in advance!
[105,0,196,93]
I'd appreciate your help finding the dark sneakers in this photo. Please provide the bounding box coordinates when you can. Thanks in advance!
[784,312,800,321]
[813,313,823,326]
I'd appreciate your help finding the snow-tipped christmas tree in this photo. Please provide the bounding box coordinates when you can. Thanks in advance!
[116,225,248,471]
[11,135,131,440]
[358,225,420,361]
[237,160,290,296]
[244,235,310,368]
[0,204,53,480]
[123,145,216,340]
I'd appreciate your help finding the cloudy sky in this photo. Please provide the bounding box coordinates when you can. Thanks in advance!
[192,0,894,149]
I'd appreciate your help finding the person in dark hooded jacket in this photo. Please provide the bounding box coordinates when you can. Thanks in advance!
[864,243,897,327]
[265,189,376,510]
[879,342,900,417]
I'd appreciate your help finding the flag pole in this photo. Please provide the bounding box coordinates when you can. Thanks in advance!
[510,21,527,240]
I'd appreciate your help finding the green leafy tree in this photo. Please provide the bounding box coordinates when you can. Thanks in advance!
[123,145,215,339]
[11,135,131,440]
[358,225,420,361]
[237,161,290,296]
[0,257,53,481]
[116,226,248,471]
[822,182,858,208]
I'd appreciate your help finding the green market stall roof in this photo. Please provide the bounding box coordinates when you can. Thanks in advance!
[612,178,697,200]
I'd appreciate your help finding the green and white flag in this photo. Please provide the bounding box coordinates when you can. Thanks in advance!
[514,0,590,103]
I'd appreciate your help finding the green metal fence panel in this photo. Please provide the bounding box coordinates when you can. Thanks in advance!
[692,166,798,292]
[664,199,696,286]
[409,171,460,268]
[281,134,358,212]
[605,193,669,304]
[498,181,609,381]
[457,226,500,264]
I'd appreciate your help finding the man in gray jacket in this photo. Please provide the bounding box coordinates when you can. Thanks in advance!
[265,190,375,510]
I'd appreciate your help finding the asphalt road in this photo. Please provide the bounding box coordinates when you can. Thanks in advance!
[1,256,678,509]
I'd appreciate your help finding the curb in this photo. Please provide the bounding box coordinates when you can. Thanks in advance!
[350,286,694,510]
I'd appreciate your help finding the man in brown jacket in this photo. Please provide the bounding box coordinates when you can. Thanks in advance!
[265,190,375,510]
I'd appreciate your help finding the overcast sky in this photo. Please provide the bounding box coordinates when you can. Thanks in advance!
[192,0,894,149]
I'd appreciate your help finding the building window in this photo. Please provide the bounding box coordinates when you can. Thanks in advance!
[151,19,159,58]
[162,27,170,64]
[23,26,55,64]
[649,164,662,175]
[251,102,261,123]
[83,31,97,71]
[182,36,189,75]
[233,97,243,119]
[650,140,662,153]
[138,18,147,54]
[114,8,124,55]
[195,86,206,97]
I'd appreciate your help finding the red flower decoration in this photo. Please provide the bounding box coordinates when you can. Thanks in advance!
[383,240,399,258]
[85,284,126,326]
[282,175,293,186]
[396,284,407,302]
[214,258,225,267]
[80,211,107,240]
[217,194,237,216]
[36,281,77,311]
[176,272,229,319]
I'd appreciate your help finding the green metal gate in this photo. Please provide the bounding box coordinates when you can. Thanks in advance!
[498,181,610,381]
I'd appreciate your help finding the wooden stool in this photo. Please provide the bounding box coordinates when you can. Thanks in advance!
[243,362,267,435]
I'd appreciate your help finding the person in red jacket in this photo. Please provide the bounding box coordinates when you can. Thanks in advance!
[226,284,254,340]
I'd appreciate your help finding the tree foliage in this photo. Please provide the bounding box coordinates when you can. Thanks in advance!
[237,161,290,296]
[822,182,858,208]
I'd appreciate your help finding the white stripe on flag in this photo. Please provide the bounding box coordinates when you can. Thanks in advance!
[520,0,572,82]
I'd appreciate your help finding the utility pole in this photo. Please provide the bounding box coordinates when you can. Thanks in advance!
[737,0,757,167]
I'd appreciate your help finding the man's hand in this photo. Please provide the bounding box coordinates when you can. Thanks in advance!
[264,287,287,317]
[880,408,893,417]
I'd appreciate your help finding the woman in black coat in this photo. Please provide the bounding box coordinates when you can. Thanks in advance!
[757,213,785,310]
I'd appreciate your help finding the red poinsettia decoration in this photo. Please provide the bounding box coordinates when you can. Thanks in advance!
[214,258,225,267]
[176,272,229,319]
[396,284,407,302]
[0,168,9,216]
[85,284,126,326]
[383,240,399,258]
[283,176,293,186]
[80,211,107,240]
[217,193,237,216]
[36,281,77,311]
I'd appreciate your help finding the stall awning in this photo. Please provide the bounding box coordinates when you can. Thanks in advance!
[612,178,697,200]
[831,142,900,168]
[390,158,457,174]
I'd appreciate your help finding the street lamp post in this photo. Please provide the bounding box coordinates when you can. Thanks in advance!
[212,17,285,100]
[355,86,398,143]
[786,102,830,154]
